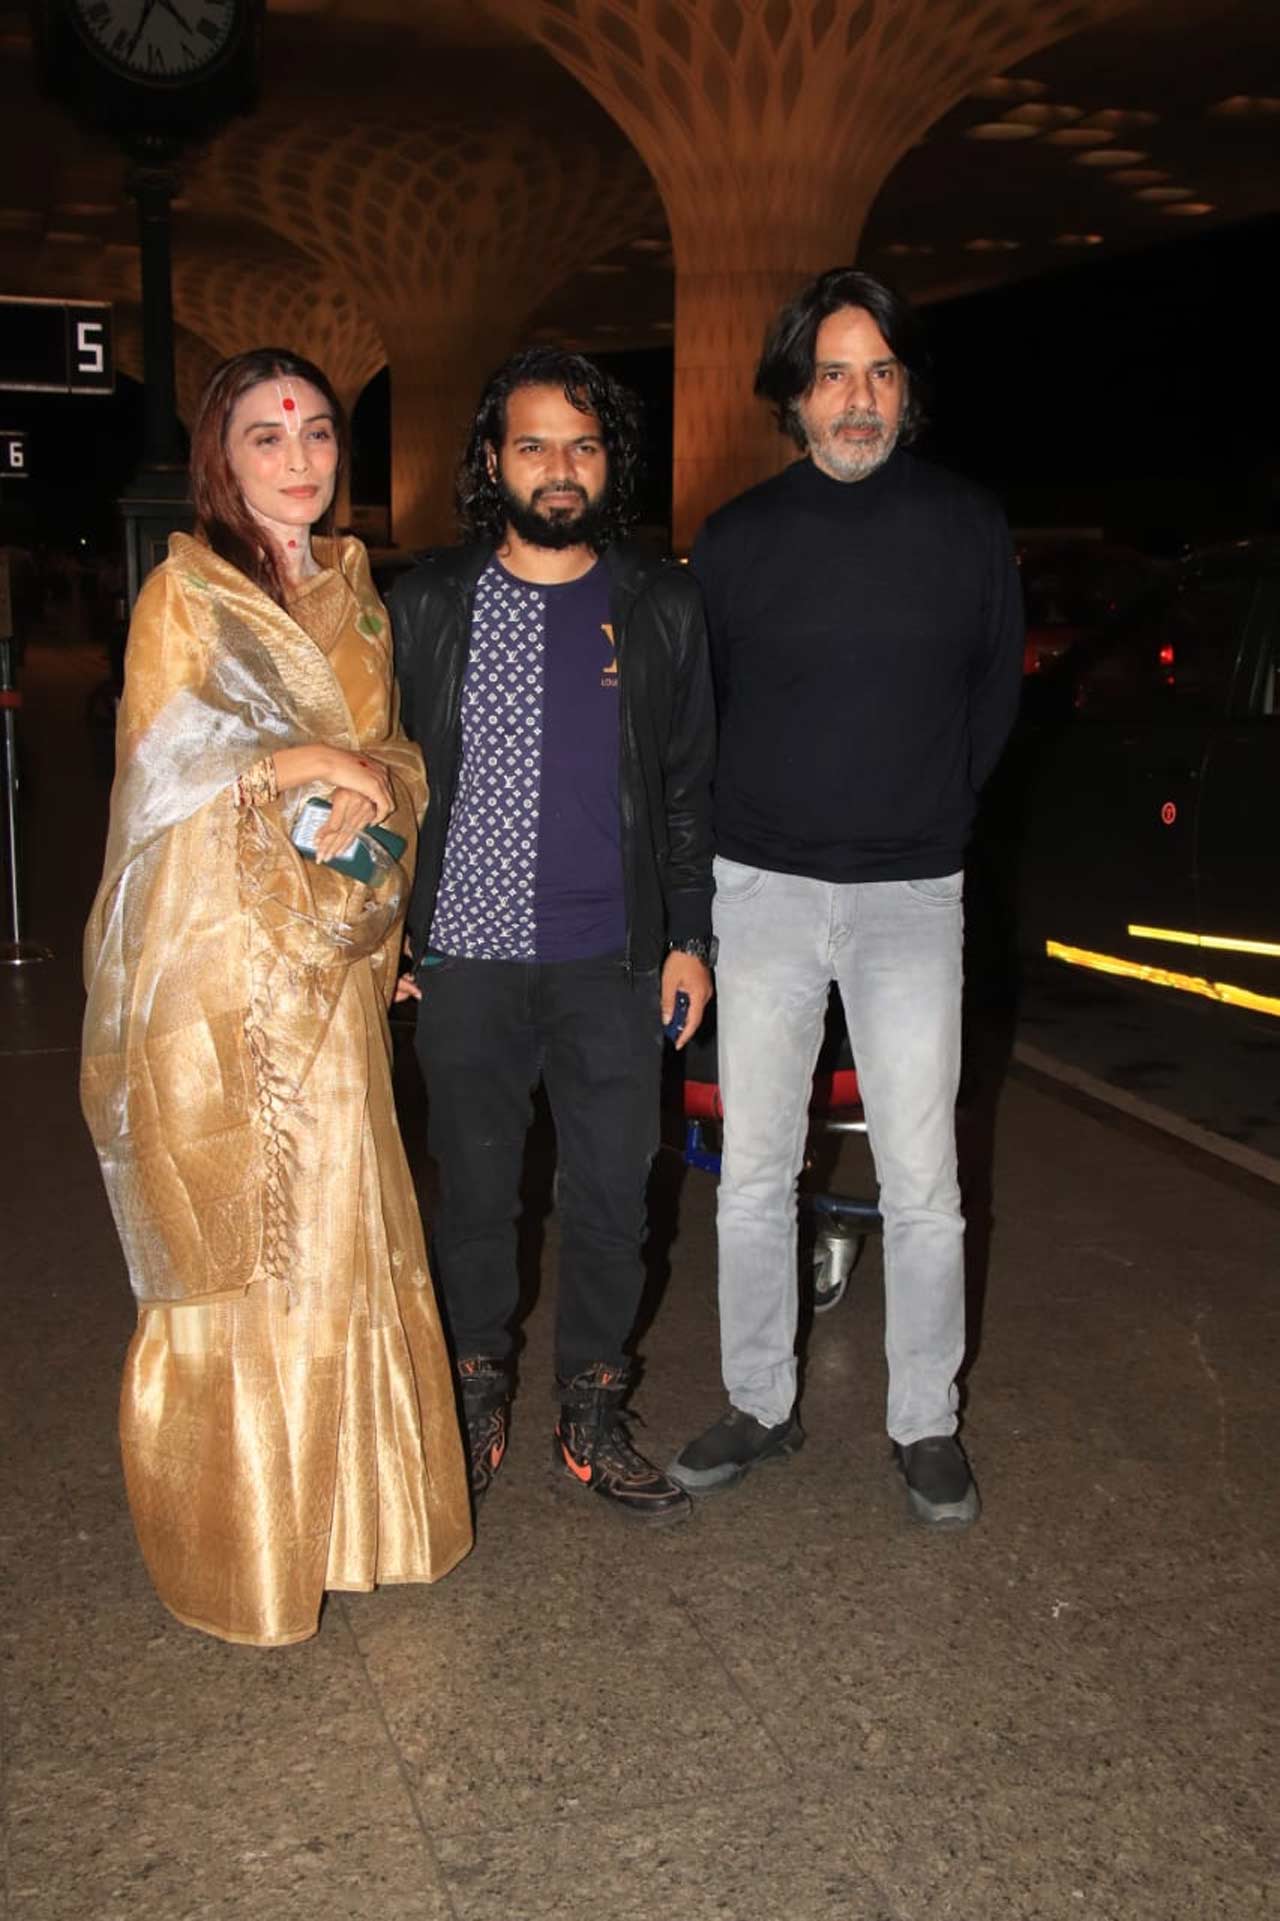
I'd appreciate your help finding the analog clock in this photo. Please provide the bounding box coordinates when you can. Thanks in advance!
[68,0,236,84]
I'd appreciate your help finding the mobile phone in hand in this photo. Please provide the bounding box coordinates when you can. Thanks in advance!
[664,990,691,1042]
[290,796,406,883]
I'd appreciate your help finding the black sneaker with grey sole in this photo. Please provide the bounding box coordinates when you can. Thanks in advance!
[893,1435,980,1527]
[668,1406,804,1494]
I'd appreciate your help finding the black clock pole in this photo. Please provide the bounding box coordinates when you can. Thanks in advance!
[118,134,194,610]
[130,138,184,472]
[36,0,265,606]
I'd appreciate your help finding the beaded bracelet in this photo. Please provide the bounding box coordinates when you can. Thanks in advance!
[233,756,279,810]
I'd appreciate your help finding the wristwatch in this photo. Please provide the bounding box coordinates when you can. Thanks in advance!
[666,935,719,967]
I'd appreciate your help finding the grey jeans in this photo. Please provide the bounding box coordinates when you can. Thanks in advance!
[712,857,965,1445]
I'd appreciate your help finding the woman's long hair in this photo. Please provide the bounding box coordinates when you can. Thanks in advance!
[754,267,931,450]
[190,347,349,608]
[456,346,644,549]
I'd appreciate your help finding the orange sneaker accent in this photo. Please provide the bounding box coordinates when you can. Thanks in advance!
[560,1440,593,1484]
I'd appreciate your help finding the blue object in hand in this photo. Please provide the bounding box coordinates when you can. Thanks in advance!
[664,989,691,1042]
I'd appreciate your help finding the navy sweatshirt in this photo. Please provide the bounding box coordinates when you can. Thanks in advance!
[691,449,1024,883]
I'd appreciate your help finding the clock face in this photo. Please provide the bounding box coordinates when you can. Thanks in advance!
[70,0,236,83]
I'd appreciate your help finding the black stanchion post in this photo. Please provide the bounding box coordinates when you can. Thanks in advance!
[0,586,53,965]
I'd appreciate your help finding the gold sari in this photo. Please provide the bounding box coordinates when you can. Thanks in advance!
[81,533,471,1646]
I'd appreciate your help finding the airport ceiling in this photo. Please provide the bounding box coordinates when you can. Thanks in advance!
[1,0,1277,388]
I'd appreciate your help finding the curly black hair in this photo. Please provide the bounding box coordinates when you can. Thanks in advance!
[456,346,645,548]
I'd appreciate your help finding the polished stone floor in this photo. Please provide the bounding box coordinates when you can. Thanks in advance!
[1,632,1277,1920]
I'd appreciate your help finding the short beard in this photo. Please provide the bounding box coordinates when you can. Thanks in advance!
[498,477,612,552]
[794,404,901,484]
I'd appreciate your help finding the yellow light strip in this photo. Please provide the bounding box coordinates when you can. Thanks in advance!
[1045,941,1280,1018]
[1127,924,1280,960]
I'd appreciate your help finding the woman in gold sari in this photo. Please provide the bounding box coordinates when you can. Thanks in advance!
[82,348,471,1645]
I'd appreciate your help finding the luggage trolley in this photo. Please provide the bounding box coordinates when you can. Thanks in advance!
[674,1004,882,1313]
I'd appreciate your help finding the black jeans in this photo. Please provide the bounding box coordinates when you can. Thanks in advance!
[415,953,662,1379]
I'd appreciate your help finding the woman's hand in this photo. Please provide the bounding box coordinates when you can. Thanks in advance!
[314,785,379,862]
[273,745,397,861]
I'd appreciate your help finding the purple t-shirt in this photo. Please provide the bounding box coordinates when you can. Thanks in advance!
[430,558,625,962]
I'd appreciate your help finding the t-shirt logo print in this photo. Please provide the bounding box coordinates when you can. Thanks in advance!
[600,622,618,689]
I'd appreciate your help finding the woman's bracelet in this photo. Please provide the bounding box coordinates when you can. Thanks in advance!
[233,756,280,810]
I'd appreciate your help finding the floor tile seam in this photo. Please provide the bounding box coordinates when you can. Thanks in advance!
[333,1593,466,1921]
[422,1775,877,1842]
[130,1750,1271,1858]
[659,1583,910,1921]
[652,1670,1280,1799]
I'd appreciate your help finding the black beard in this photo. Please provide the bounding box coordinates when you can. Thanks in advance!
[498,478,611,552]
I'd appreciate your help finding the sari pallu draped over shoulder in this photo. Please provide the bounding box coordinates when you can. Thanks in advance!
[81,533,471,1646]
[82,533,426,1304]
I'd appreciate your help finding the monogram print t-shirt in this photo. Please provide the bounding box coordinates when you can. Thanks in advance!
[429,557,625,961]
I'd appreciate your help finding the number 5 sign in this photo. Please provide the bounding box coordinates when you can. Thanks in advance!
[1,431,27,478]
[74,317,107,379]
[0,298,114,395]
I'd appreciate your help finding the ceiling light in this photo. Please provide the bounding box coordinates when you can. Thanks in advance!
[965,122,1039,141]
[1134,185,1195,202]
[1043,127,1114,147]
[1162,201,1215,216]
[1209,95,1280,118]
[884,242,935,256]
[970,77,1047,101]
[1074,148,1149,168]
[629,237,668,252]
[1054,233,1105,247]
[1111,169,1169,186]
[1089,108,1159,129]
[1000,103,1083,126]
[963,237,1021,252]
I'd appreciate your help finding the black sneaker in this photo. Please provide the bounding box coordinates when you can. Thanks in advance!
[893,1435,980,1527]
[668,1405,804,1494]
[552,1364,692,1527]
[457,1357,512,1502]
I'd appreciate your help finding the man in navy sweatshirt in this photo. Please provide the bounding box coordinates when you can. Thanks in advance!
[669,268,1024,1526]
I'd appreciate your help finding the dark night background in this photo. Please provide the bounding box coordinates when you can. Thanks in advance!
[2,212,1276,561]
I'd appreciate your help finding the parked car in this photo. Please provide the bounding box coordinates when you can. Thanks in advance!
[1009,539,1280,1011]
[1015,535,1161,676]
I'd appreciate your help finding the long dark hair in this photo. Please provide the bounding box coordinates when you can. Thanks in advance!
[456,346,644,549]
[754,267,931,450]
[190,347,348,608]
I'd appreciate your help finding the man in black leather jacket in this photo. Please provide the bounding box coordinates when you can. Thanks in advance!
[388,347,715,1528]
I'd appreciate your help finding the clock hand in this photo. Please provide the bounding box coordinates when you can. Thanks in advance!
[125,0,159,59]
[155,0,196,32]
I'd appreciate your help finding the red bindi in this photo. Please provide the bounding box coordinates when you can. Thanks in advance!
[283,397,296,411]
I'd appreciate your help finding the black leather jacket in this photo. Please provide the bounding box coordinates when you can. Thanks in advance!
[388,541,715,972]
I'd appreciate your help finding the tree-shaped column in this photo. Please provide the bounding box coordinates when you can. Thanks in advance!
[485,0,1129,545]
[198,85,662,545]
